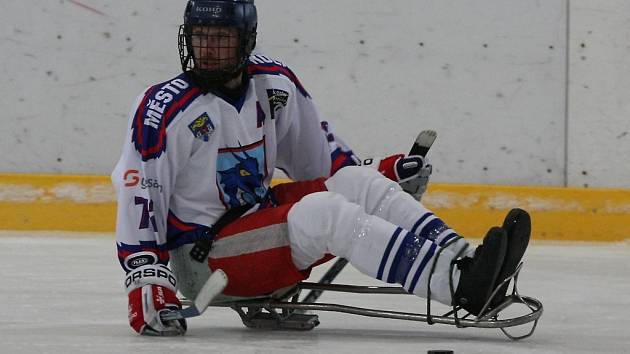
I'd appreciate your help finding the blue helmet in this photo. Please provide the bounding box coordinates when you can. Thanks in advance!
[178,0,257,86]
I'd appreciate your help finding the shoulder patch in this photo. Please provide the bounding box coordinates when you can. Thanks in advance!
[247,54,310,98]
[266,89,289,119]
[131,74,203,161]
[188,112,215,142]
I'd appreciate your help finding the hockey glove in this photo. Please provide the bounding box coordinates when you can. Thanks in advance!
[126,264,187,336]
[366,154,433,200]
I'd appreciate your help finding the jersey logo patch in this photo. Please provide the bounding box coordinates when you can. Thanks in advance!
[216,139,268,208]
[188,113,215,141]
[266,89,289,120]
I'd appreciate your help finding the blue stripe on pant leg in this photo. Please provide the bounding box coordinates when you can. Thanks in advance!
[418,218,448,242]
[439,231,458,246]
[386,232,429,285]
[407,242,438,293]
[376,227,403,280]
[410,212,433,234]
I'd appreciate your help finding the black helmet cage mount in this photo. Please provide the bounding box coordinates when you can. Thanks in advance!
[179,0,257,86]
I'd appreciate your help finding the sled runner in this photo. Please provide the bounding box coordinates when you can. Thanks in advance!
[169,262,542,340]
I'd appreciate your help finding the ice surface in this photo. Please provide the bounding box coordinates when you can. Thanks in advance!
[1,232,629,354]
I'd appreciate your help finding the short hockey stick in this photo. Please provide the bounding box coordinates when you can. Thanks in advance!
[409,129,437,157]
[160,269,228,322]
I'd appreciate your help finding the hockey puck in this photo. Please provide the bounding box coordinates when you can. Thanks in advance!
[427,351,454,354]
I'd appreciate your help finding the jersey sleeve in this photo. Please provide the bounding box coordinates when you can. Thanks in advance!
[274,70,359,180]
[275,88,330,180]
[319,120,361,175]
[112,80,199,274]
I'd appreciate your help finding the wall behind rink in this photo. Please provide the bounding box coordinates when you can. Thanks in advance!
[0,0,628,188]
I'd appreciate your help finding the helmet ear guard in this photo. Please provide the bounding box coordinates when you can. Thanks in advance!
[179,0,257,87]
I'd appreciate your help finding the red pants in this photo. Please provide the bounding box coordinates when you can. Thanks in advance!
[208,178,334,297]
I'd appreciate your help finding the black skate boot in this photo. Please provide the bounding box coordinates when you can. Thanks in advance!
[490,208,531,308]
[453,227,507,316]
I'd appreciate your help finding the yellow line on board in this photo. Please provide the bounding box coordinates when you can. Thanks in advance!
[1,173,629,241]
[0,173,117,232]
[421,184,630,242]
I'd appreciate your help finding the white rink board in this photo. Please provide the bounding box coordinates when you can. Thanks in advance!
[1,0,628,188]
[258,1,567,187]
[567,1,630,188]
[1,233,629,354]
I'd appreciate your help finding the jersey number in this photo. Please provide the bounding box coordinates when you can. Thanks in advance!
[134,197,157,231]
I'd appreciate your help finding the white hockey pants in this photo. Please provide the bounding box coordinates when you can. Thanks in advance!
[287,166,470,305]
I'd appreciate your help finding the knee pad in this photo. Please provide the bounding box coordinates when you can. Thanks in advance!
[327,165,387,186]
[326,166,404,216]
[287,191,366,268]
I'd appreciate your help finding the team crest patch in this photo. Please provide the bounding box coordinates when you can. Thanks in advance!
[266,89,289,119]
[216,139,268,208]
[188,113,214,141]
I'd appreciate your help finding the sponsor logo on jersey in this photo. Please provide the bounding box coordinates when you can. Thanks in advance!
[123,170,163,193]
[216,139,268,208]
[188,113,215,142]
[266,89,289,120]
[124,169,140,187]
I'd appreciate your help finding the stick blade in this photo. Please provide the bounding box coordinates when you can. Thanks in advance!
[410,130,437,157]
[194,269,228,312]
[160,269,228,322]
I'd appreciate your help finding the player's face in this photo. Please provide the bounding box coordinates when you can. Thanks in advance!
[190,26,239,70]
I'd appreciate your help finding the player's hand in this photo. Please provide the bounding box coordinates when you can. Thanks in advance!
[371,154,433,200]
[399,160,432,200]
[126,265,187,336]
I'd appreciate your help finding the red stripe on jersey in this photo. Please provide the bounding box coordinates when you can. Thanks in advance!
[133,86,159,149]
[167,213,197,232]
[218,139,264,153]
[247,64,309,97]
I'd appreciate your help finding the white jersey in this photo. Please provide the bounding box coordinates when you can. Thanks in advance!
[112,54,358,271]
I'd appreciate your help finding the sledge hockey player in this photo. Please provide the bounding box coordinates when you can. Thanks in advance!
[112,0,531,336]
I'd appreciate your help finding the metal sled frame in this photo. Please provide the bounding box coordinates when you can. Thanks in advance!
[189,264,543,340]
